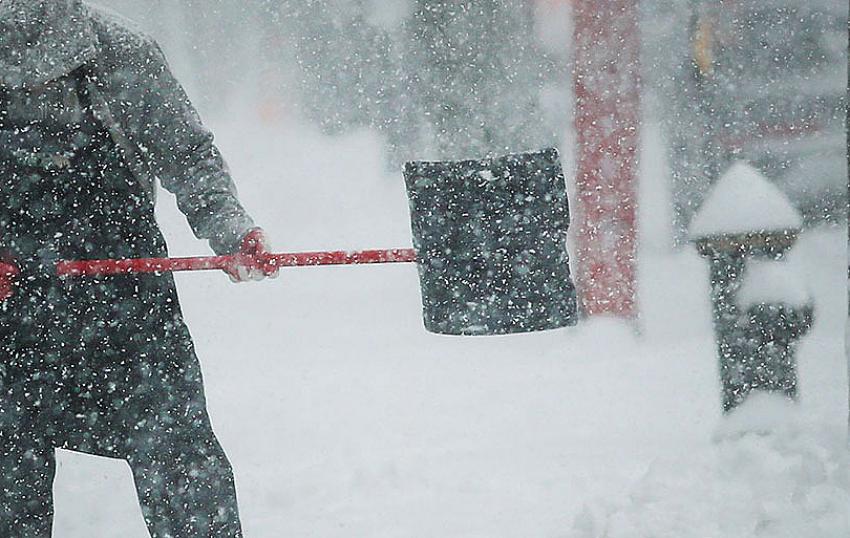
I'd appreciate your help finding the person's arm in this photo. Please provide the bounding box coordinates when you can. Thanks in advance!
[118,39,255,256]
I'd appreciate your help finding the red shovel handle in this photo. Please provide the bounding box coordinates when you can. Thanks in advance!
[0,262,18,278]
[0,261,19,301]
[55,248,417,277]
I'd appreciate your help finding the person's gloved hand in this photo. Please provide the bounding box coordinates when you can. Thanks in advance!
[224,228,279,283]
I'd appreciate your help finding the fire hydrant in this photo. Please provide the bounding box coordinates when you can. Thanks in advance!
[690,162,815,412]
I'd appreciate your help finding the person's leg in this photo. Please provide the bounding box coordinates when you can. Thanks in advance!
[125,402,243,538]
[0,443,56,538]
[85,268,244,537]
[0,383,57,538]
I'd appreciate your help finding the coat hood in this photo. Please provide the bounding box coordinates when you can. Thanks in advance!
[0,0,98,89]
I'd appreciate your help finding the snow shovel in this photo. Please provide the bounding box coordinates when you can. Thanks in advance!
[0,149,577,336]
[403,148,576,335]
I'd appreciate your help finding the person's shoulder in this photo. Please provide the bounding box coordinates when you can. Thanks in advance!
[83,3,161,59]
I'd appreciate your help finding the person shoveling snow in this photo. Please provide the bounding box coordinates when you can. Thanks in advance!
[0,1,278,536]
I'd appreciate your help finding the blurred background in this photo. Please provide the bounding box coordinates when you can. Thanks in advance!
[94,0,847,244]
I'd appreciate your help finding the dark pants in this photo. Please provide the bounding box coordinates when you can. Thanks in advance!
[1,386,241,538]
[0,270,243,537]
[0,272,244,537]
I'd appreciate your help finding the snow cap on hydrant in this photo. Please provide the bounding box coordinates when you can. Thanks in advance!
[689,161,803,240]
[689,161,803,258]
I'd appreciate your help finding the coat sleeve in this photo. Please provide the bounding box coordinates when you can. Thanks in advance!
[114,39,255,255]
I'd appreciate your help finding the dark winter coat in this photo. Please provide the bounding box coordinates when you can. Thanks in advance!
[0,0,255,255]
[0,3,245,534]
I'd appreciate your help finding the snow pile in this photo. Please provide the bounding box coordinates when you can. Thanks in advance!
[689,162,803,238]
[568,394,850,538]
[737,259,812,308]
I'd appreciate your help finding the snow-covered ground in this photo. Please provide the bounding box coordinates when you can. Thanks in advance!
[51,114,848,537]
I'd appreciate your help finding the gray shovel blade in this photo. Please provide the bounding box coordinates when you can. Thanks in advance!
[403,148,577,336]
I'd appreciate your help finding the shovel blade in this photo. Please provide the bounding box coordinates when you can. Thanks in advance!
[404,148,577,336]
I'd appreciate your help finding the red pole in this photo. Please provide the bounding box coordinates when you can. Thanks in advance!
[573,0,640,318]
[55,248,417,277]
